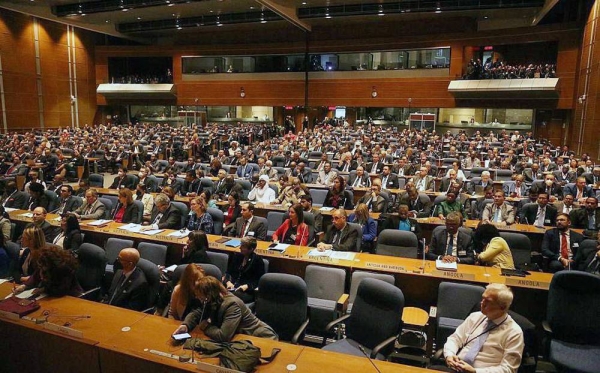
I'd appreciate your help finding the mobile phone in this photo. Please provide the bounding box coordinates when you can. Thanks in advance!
[172,333,191,341]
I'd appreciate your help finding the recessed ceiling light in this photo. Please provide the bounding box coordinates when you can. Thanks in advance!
[250,6,254,9]
[484,16,489,19]
[302,2,307,5]
[168,3,174,6]
[122,8,128,12]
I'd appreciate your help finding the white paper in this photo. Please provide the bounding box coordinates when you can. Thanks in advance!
[319,207,334,212]
[307,249,332,257]
[139,229,165,236]
[168,229,190,238]
[436,259,458,272]
[269,243,290,252]
[163,264,177,273]
[5,288,46,300]
[4,207,17,213]
[19,213,34,218]
[118,223,142,232]
[0,279,8,284]
[330,252,356,260]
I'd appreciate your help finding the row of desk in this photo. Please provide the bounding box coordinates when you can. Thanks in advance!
[0,283,429,373]
[9,209,554,325]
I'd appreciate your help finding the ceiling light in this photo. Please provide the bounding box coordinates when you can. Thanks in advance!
[325,8,331,18]
[302,2,307,4]
[378,5,384,16]
[122,8,128,12]
[260,12,266,23]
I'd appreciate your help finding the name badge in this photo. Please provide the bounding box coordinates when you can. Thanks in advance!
[248,231,255,236]
[410,227,415,232]
[544,219,551,224]
[458,250,466,256]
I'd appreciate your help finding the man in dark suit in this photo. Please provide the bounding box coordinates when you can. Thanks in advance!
[541,174,563,201]
[146,193,183,230]
[411,167,435,192]
[564,177,594,203]
[397,186,433,218]
[317,209,359,252]
[553,164,576,186]
[520,192,557,227]
[380,165,399,190]
[72,189,106,220]
[393,157,414,177]
[502,175,528,198]
[180,171,202,197]
[365,154,384,175]
[26,207,61,243]
[348,166,371,188]
[25,182,49,211]
[358,182,387,213]
[570,197,600,232]
[541,213,586,272]
[158,171,182,195]
[289,162,312,184]
[585,167,600,186]
[103,248,149,311]
[226,202,267,241]
[3,154,27,177]
[131,141,146,169]
[109,167,136,190]
[523,163,544,183]
[1,181,26,209]
[573,236,600,273]
[54,185,81,214]
[337,153,357,173]
[137,167,157,193]
[235,157,253,179]
[381,204,422,239]
[426,212,474,264]
[439,169,464,193]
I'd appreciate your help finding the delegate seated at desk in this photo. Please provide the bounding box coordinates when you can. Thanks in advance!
[109,167,135,190]
[482,191,516,226]
[102,248,149,311]
[317,209,358,252]
[145,193,183,230]
[397,186,432,218]
[381,204,422,239]
[225,202,267,241]
[426,212,475,264]
[520,192,557,227]
[71,189,106,220]
[541,213,585,273]
[175,276,277,342]
[223,237,265,303]
[443,284,524,373]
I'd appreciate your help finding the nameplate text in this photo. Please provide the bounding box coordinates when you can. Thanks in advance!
[365,262,407,273]
[0,309,20,320]
[431,270,476,281]
[505,277,549,290]
[44,322,84,339]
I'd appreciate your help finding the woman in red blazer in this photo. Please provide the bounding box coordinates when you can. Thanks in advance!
[272,203,310,246]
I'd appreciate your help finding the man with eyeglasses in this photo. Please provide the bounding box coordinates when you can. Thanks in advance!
[53,185,81,215]
[145,193,183,230]
[24,169,46,194]
[226,202,267,241]
[317,209,358,252]
[103,248,149,311]
[71,189,106,220]
[482,191,515,226]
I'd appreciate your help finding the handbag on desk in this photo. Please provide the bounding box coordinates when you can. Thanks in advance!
[0,296,41,317]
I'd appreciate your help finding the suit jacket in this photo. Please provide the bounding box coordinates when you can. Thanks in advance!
[570,208,600,231]
[229,216,267,241]
[553,170,576,185]
[323,223,359,252]
[160,179,182,195]
[26,195,49,211]
[138,177,157,193]
[553,201,578,215]
[412,175,435,191]
[236,164,253,179]
[365,161,384,175]
[2,190,27,209]
[585,173,600,186]
[337,161,357,172]
[541,183,563,199]
[439,178,463,193]
[111,202,140,224]
[482,203,516,225]
[74,199,106,220]
[316,170,338,186]
[63,229,82,252]
[427,227,475,264]
[380,173,399,189]
[181,179,201,196]
[26,221,61,244]
[109,175,135,190]
[502,182,528,197]
[358,193,387,213]
[225,252,265,290]
[54,196,82,214]
[394,164,414,177]
[541,228,585,261]
[521,203,557,226]
[564,184,594,199]
[573,241,600,271]
[468,180,493,194]
[106,267,149,311]
[149,204,182,229]
[381,216,422,239]
[397,192,433,218]
[523,169,544,183]
[348,173,371,188]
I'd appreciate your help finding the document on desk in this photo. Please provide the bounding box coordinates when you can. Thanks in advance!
[118,223,143,232]
[19,212,34,218]
[435,259,458,272]
[168,229,190,238]
[4,207,17,213]
[268,243,290,253]
[225,239,242,247]
[319,207,334,212]
[307,249,332,257]
[4,289,47,300]
[87,219,112,226]
[139,229,165,236]
[330,252,356,260]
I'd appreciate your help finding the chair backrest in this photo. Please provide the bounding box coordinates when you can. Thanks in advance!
[309,189,329,207]
[104,238,135,263]
[266,211,285,238]
[305,264,346,301]
[171,201,189,228]
[470,167,487,177]
[5,241,20,279]
[44,190,59,212]
[348,270,395,307]
[137,242,168,266]
[98,197,113,219]
[495,169,514,181]
[206,251,229,276]
[376,229,419,258]
[442,157,459,166]
[207,208,224,235]
[200,178,214,194]
[437,282,484,320]
[132,200,144,223]
[255,273,308,342]
[547,271,600,345]
[346,278,405,351]
[146,175,159,192]
[89,174,104,188]
[77,243,107,290]
[136,258,161,309]
[499,232,531,267]
[347,222,363,252]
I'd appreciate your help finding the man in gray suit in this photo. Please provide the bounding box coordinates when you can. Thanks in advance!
[482,191,516,226]
[317,209,358,252]
[72,189,106,220]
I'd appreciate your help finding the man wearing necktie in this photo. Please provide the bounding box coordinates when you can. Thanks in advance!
[521,192,557,227]
[444,284,524,373]
[103,248,149,311]
[482,191,515,226]
[541,213,585,272]
[426,212,475,264]
[569,197,600,232]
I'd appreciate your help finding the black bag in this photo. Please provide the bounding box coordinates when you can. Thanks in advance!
[184,338,280,372]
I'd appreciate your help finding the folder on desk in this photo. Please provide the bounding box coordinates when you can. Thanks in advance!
[87,219,112,227]
[268,243,290,253]
[435,259,457,272]
[225,239,241,247]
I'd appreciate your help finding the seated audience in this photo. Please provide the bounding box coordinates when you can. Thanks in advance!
[542,213,585,272]
[427,212,474,264]
[474,224,515,269]
[317,209,358,252]
[103,248,149,311]
[223,237,265,303]
[272,203,310,246]
[348,203,377,253]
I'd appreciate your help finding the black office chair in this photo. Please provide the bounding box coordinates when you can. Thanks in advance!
[322,278,404,360]
[136,258,161,313]
[255,273,309,344]
[375,229,418,258]
[543,271,600,373]
[304,264,347,336]
[436,282,485,347]
[76,243,107,301]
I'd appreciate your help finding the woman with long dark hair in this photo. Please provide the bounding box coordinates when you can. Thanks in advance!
[181,230,211,265]
[324,176,354,210]
[272,203,309,246]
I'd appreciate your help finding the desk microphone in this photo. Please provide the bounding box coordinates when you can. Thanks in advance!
[358,344,382,373]
[421,238,427,274]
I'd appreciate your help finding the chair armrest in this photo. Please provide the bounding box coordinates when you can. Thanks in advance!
[432,348,444,362]
[542,320,552,335]
[371,335,398,358]
[325,313,351,333]
[142,306,156,314]
[79,287,101,301]
[291,317,310,345]
[336,294,349,314]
